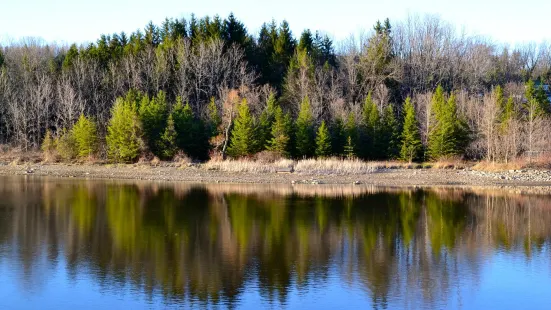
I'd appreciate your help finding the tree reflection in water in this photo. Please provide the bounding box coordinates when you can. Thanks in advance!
[1,177,551,308]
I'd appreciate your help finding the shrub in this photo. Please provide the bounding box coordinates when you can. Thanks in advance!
[55,129,77,161]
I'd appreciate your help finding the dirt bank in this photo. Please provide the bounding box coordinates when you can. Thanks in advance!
[2,162,551,191]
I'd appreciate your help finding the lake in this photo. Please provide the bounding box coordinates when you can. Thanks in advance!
[0,176,550,309]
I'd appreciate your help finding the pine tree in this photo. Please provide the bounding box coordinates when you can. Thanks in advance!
[41,130,56,156]
[330,117,345,156]
[207,97,221,137]
[344,113,358,158]
[267,106,291,157]
[228,99,257,157]
[258,93,278,151]
[160,114,177,160]
[295,96,315,158]
[172,98,210,160]
[71,114,98,159]
[362,93,381,159]
[400,97,422,163]
[381,105,400,159]
[106,97,142,163]
[139,91,168,157]
[344,136,355,159]
[315,121,331,158]
[427,91,469,160]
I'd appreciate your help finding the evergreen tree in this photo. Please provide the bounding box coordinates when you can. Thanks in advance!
[139,91,168,157]
[258,93,278,150]
[344,136,355,159]
[71,114,98,159]
[344,113,359,158]
[400,97,422,163]
[41,130,56,156]
[228,99,257,157]
[172,98,210,160]
[207,97,221,137]
[106,97,142,163]
[362,93,381,159]
[295,96,315,158]
[427,91,469,160]
[315,120,332,157]
[381,105,400,159]
[267,106,291,157]
[160,114,177,160]
[330,117,346,156]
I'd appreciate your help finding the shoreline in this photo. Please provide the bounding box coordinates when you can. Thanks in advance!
[2,162,551,192]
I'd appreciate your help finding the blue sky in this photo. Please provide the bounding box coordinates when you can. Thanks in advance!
[1,0,550,46]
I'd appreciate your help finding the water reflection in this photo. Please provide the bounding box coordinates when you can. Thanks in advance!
[1,177,551,309]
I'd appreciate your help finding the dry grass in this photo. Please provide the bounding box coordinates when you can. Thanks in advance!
[431,157,468,170]
[473,154,551,172]
[203,158,295,173]
[294,158,380,175]
[0,145,43,164]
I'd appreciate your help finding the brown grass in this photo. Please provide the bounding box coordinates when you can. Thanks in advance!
[472,154,551,172]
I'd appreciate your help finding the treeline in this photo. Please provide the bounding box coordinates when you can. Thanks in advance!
[1,13,551,162]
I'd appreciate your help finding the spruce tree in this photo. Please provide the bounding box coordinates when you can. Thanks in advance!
[400,97,422,163]
[228,99,256,157]
[344,136,355,159]
[139,91,168,157]
[362,93,380,159]
[344,113,358,158]
[295,96,315,158]
[160,114,177,160]
[315,121,332,158]
[258,93,278,151]
[330,117,345,156]
[106,97,142,163]
[41,130,56,156]
[172,98,210,160]
[207,97,221,137]
[381,105,400,159]
[427,91,469,160]
[71,114,98,159]
[267,106,291,157]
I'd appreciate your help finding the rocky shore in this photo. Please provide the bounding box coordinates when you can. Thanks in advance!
[1,162,551,192]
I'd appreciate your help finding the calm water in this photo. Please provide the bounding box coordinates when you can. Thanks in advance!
[1,176,551,309]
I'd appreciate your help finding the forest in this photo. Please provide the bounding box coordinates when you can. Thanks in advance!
[1,13,550,163]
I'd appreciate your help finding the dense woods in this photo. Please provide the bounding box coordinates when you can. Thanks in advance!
[1,13,550,162]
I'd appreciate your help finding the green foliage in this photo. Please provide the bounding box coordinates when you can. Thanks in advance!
[344,136,355,159]
[295,96,315,158]
[427,91,470,160]
[400,97,422,162]
[267,106,292,157]
[55,129,77,161]
[207,97,221,137]
[362,93,381,159]
[381,105,400,159]
[258,93,278,151]
[106,96,143,163]
[344,113,359,158]
[315,121,332,157]
[139,91,168,157]
[172,98,210,160]
[330,118,345,156]
[41,130,56,155]
[71,114,98,158]
[228,99,257,157]
[160,114,178,160]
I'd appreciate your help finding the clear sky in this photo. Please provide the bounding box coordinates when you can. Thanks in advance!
[1,0,550,46]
